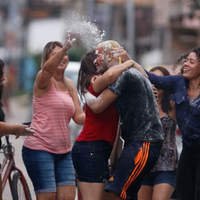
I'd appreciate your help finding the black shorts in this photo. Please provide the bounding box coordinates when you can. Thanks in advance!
[105,141,162,200]
[72,140,112,183]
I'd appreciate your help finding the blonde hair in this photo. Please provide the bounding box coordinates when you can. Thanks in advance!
[41,41,73,96]
[96,40,120,54]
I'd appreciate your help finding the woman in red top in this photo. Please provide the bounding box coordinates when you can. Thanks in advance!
[72,50,135,200]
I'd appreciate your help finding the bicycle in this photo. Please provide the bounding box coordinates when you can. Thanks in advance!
[1,135,32,200]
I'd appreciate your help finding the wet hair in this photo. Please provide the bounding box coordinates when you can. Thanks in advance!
[41,41,73,96]
[173,46,200,74]
[0,59,4,107]
[97,40,120,53]
[96,40,120,66]
[77,51,99,102]
[149,66,172,114]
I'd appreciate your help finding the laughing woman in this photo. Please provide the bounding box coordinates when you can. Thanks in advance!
[130,47,200,200]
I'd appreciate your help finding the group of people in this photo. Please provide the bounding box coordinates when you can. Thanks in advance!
[0,33,200,200]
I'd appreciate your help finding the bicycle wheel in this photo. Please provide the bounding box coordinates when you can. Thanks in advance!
[12,171,32,200]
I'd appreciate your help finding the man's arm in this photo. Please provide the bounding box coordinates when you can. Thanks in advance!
[85,88,118,113]
[93,60,134,93]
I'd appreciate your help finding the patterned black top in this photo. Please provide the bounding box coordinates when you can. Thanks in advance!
[151,115,178,171]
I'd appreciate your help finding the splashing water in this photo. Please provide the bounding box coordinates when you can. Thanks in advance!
[64,11,106,51]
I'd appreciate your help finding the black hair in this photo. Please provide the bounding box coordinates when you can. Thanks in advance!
[77,51,99,102]
[173,46,200,74]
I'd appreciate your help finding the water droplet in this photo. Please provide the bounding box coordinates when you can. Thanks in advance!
[63,11,106,51]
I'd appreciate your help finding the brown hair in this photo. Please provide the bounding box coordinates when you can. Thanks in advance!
[77,51,99,102]
[173,46,200,74]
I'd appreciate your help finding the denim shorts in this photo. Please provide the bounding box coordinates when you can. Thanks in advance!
[72,140,112,183]
[22,146,75,193]
[142,170,177,188]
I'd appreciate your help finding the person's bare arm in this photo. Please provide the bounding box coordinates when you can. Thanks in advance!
[84,88,118,113]
[36,37,76,90]
[69,78,85,125]
[0,122,34,139]
[93,60,135,93]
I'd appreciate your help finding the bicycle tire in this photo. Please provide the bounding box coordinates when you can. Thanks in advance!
[12,171,32,200]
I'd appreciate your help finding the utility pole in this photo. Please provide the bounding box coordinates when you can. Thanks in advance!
[126,0,135,59]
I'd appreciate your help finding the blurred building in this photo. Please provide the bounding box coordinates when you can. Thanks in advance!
[0,0,200,91]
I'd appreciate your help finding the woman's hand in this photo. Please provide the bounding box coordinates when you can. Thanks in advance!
[131,60,148,78]
[112,47,130,63]
[63,32,76,51]
[111,47,148,78]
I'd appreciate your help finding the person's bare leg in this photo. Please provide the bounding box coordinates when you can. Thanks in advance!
[106,191,123,200]
[36,192,56,200]
[138,185,153,200]
[152,183,174,200]
[56,185,76,200]
[78,180,105,200]
[103,191,113,200]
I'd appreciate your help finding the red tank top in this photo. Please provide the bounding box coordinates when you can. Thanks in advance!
[76,84,119,146]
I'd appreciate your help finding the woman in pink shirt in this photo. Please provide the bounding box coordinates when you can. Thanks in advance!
[22,36,85,200]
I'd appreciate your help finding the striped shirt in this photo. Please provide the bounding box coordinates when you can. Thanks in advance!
[24,83,75,154]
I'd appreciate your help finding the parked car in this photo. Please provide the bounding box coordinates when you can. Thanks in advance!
[65,61,83,144]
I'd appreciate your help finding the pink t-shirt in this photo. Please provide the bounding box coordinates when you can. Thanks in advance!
[24,83,75,154]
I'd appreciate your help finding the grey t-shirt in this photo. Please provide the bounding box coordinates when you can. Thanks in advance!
[108,68,163,142]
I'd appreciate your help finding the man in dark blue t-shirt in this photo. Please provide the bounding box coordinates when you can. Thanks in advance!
[85,40,163,200]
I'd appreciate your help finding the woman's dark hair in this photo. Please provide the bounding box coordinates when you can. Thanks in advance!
[173,46,200,74]
[77,51,99,102]
[150,66,172,114]
[0,59,4,107]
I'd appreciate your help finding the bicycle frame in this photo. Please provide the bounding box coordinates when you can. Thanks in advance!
[1,136,31,200]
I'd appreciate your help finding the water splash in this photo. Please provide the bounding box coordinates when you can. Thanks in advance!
[64,11,106,51]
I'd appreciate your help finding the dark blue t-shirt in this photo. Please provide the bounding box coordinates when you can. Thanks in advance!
[108,68,163,142]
